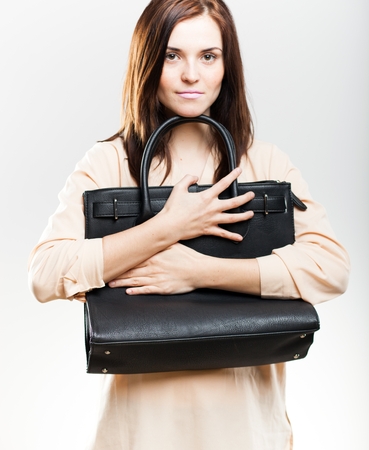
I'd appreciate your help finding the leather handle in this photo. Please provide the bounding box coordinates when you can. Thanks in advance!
[136,115,239,224]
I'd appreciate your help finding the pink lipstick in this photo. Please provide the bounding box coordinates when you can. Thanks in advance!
[177,91,203,99]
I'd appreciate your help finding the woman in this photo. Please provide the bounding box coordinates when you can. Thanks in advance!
[28,1,350,449]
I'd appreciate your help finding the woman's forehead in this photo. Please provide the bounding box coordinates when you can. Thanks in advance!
[168,15,222,49]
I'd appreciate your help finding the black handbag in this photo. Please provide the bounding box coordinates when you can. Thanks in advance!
[83,115,320,374]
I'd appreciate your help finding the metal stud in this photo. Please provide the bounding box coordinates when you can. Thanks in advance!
[294,354,300,360]
[264,194,269,215]
[300,334,307,339]
[114,198,118,220]
[102,368,108,374]
[105,350,111,355]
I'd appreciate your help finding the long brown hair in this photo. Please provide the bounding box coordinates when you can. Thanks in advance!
[109,0,253,184]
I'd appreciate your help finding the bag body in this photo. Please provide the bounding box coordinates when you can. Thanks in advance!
[85,288,318,374]
[84,115,320,374]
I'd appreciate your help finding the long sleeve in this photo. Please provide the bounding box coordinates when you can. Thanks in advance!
[28,139,134,302]
[29,137,350,305]
[241,141,350,305]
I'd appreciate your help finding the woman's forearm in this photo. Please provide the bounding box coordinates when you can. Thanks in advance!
[194,254,261,296]
[102,212,181,283]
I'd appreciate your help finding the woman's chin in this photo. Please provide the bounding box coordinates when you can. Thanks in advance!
[166,108,210,118]
[160,102,211,118]
[181,111,210,118]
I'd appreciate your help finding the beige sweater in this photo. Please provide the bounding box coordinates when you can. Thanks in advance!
[28,137,349,450]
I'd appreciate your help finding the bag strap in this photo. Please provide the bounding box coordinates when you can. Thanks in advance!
[137,115,238,224]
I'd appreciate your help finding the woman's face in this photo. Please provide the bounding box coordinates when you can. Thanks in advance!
[157,15,224,117]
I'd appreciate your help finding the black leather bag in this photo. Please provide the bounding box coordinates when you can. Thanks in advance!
[83,115,320,374]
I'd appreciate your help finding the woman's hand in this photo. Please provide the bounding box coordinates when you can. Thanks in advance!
[108,243,204,295]
[108,242,261,296]
[102,167,255,285]
[160,167,255,243]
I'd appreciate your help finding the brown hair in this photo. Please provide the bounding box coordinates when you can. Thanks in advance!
[109,0,253,184]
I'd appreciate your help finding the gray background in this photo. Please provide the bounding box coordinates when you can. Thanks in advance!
[1,0,368,448]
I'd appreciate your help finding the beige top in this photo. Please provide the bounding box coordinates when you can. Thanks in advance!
[28,137,349,450]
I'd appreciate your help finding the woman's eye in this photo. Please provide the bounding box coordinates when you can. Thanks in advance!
[202,53,216,63]
[165,53,178,61]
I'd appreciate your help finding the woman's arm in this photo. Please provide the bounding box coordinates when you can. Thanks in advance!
[28,142,122,302]
[29,139,349,305]
[108,243,261,296]
[248,142,350,304]
[28,140,255,302]
[109,142,350,305]
[102,170,255,282]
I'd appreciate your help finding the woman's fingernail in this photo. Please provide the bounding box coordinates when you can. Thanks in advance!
[109,281,116,287]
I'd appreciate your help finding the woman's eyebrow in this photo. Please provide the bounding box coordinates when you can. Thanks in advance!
[167,46,223,52]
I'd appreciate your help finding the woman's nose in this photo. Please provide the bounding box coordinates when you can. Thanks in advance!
[181,62,199,83]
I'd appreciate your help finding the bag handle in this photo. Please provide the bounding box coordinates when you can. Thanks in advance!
[137,115,239,224]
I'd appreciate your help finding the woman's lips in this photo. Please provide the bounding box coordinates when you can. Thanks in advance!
[177,91,203,99]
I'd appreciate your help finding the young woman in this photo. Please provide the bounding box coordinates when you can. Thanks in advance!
[28,1,350,449]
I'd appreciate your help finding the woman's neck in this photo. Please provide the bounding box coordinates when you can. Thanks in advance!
[167,122,212,159]
[148,122,216,185]
[166,122,214,183]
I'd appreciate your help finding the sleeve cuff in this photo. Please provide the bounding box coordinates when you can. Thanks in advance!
[62,238,105,299]
[256,253,300,299]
